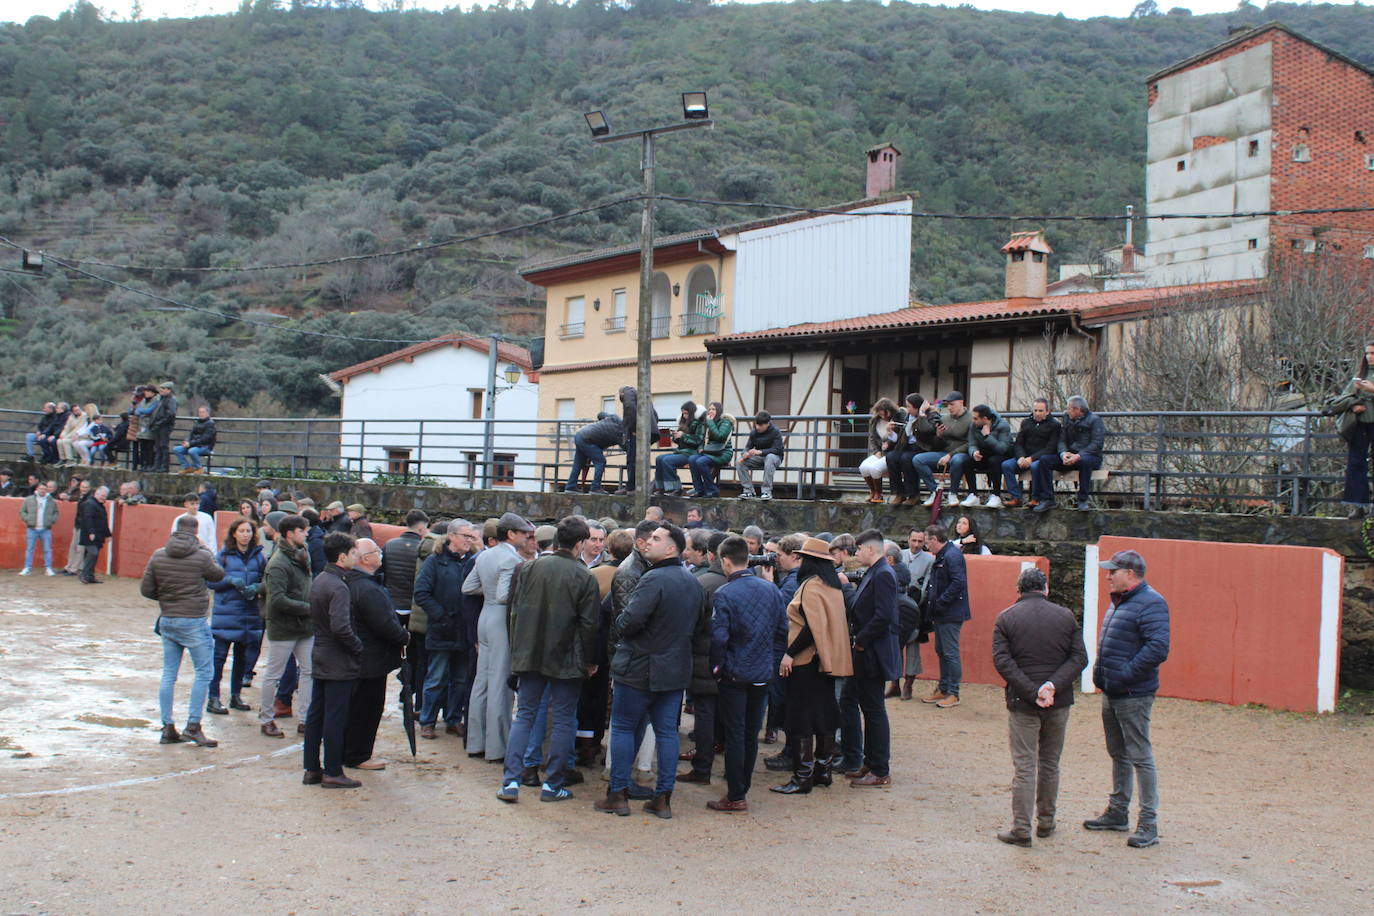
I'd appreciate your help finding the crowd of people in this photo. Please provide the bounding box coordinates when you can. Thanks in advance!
[563,392,1109,512]
[123,482,1169,847]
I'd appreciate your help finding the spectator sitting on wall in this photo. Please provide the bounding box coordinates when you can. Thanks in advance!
[1032,396,1107,514]
[563,411,624,496]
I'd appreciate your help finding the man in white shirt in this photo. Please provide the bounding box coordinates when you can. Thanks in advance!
[170,491,218,551]
[19,482,59,575]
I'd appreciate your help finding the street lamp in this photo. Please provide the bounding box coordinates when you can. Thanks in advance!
[479,337,526,489]
[583,95,714,511]
[503,363,522,385]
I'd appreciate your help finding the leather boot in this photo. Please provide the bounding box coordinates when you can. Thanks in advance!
[643,792,673,819]
[901,676,916,701]
[771,736,814,795]
[593,789,630,816]
[159,724,185,744]
[885,680,901,699]
[812,753,833,788]
[181,722,218,747]
[865,478,882,503]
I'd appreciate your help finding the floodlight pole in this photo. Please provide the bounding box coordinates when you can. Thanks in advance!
[595,118,713,515]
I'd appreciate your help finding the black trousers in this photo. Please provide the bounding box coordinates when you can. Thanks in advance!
[153,429,172,472]
[688,693,719,776]
[405,631,427,711]
[577,662,611,744]
[343,675,388,767]
[304,677,355,777]
[718,684,767,801]
[886,448,923,498]
[134,439,152,470]
[79,542,101,581]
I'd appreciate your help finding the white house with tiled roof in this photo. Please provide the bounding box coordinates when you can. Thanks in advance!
[329,335,539,489]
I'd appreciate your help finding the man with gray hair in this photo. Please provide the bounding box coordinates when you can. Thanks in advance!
[1085,549,1170,849]
[991,566,1087,846]
[741,525,764,556]
[76,485,111,584]
[1032,395,1107,513]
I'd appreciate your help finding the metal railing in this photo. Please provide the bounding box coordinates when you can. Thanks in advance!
[601,315,626,332]
[0,408,1351,514]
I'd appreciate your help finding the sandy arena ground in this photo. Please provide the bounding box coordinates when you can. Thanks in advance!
[1,573,1371,915]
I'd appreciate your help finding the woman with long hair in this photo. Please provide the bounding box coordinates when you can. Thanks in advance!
[954,515,991,555]
[1331,340,1374,518]
[654,400,704,495]
[687,401,733,499]
[239,499,259,521]
[859,397,904,504]
[772,538,854,795]
[205,517,268,716]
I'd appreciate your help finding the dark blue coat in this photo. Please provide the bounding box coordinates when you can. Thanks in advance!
[926,541,971,624]
[209,545,268,643]
[413,544,477,652]
[1093,582,1170,697]
[710,570,787,685]
[306,525,326,577]
[849,560,901,680]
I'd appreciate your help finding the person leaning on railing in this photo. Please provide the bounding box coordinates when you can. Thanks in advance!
[1328,340,1374,519]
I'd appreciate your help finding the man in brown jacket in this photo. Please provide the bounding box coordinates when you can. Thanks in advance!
[141,515,226,747]
[990,567,1088,846]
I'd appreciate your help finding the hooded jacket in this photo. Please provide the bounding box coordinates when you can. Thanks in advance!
[140,525,226,619]
[263,539,313,641]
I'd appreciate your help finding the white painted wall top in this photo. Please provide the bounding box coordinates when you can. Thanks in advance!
[723,198,912,334]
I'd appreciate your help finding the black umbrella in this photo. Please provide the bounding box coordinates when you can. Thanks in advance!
[397,653,417,758]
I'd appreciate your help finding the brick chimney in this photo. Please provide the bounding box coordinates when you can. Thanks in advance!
[865,143,901,197]
[1001,230,1053,302]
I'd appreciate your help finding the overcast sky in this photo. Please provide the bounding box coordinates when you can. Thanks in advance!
[0,0,1327,27]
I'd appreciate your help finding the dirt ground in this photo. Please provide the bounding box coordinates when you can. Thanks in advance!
[1,574,1371,915]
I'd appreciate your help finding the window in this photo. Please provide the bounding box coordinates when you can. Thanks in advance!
[1364,245,1374,260]
[492,453,516,487]
[463,451,478,488]
[650,273,671,338]
[602,395,617,414]
[1248,239,1258,250]
[555,397,576,441]
[1176,160,1186,171]
[762,374,792,428]
[386,448,412,476]
[603,288,627,332]
[469,389,484,419]
[1032,251,1045,263]
[1291,239,1316,253]
[1010,251,1025,262]
[561,296,585,338]
[1365,154,1374,171]
[1248,139,1260,157]
[1292,144,1311,163]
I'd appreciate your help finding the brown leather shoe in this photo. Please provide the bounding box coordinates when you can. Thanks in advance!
[643,792,673,819]
[297,723,305,735]
[889,495,906,506]
[322,774,362,789]
[843,765,870,780]
[900,676,915,701]
[181,722,218,747]
[935,694,961,708]
[302,770,322,785]
[998,829,1032,847]
[849,773,891,788]
[677,770,711,784]
[593,789,630,816]
[920,689,948,704]
[420,725,437,740]
[885,681,901,698]
[1003,498,1023,508]
[446,723,465,737]
[272,699,293,719]
[706,795,748,813]
[260,721,284,738]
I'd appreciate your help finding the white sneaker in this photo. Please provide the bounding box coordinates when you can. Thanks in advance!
[45,567,55,576]
[985,495,1004,509]
[19,567,31,576]
[960,493,980,507]
[760,491,773,501]
[922,492,939,507]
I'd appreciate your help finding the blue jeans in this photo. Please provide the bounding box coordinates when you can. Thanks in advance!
[934,620,964,697]
[912,451,951,493]
[655,452,691,492]
[609,683,683,794]
[522,682,580,769]
[1032,453,1102,503]
[1344,421,1374,506]
[420,649,469,727]
[24,528,52,569]
[688,454,719,496]
[565,433,606,490]
[1002,458,1033,500]
[1102,694,1159,827]
[159,616,214,726]
[174,445,212,470]
[25,431,39,458]
[504,673,581,789]
[90,444,108,463]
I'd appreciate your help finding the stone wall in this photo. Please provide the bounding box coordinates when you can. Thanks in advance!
[18,461,1371,688]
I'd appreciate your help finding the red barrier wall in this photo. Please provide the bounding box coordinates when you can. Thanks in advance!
[1085,536,1344,713]
[917,554,1051,688]
[112,503,187,579]
[0,495,110,571]
[369,523,404,547]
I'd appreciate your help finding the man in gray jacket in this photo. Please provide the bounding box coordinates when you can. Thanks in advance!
[141,515,226,747]
[594,523,705,820]
[19,481,59,575]
[303,532,362,789]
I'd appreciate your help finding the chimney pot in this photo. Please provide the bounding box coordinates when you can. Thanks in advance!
[1001,230,1053,301]
[865,142,901,197]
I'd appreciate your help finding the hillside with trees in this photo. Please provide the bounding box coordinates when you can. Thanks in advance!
[1,0,1371,414]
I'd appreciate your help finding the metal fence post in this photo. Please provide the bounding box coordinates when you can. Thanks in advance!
[1297,413,1313,516]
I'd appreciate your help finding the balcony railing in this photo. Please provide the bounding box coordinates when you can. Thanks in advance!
[559,321,585,338]
[602,315,626,332]
[678,314,719,336]
[648,314,670,339]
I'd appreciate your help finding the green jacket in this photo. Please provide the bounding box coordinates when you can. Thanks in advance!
[672,417,706,456]
[935,409,973,456]
[408,532,444,634]
[1330,377,1374,441]
[263,539,313,641]
[507,551,600,680]
[700,414,735,466]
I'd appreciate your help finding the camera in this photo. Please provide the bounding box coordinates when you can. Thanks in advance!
[747,552,777,570]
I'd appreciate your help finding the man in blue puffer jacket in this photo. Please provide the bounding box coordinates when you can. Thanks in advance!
[706,535,787,813]
[1086,549,1170,849]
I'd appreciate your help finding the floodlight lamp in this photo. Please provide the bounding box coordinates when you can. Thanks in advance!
[21,250,43,272]
[584,111,611,137]
[681,91,708,120]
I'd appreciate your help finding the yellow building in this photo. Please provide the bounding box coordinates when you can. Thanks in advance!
[520,194,915,428]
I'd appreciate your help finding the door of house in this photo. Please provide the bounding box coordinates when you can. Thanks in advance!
[838,367,871,469]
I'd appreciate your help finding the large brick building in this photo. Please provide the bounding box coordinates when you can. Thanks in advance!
[1145,22,1374,285]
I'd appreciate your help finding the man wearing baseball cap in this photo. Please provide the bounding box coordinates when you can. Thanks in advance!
[1084,549,1170,849]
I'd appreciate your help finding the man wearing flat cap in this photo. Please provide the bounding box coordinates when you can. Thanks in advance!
[1084,549,1170,849]
[912,391,974,508]
[346,504,373,541]
[462,511,535,762]
[149,381,178,473]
